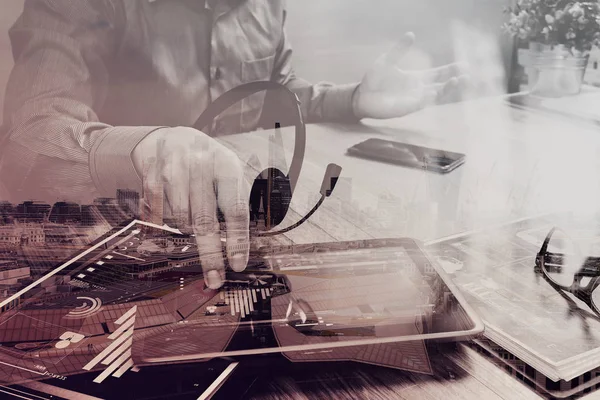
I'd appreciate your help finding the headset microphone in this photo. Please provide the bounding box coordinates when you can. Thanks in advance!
[256,162,341,237]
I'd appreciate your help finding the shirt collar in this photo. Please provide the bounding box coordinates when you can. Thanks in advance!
[148,0,239,9]
[147,0,211,8]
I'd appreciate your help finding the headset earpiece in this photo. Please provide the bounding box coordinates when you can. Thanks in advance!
[249,167,292,230]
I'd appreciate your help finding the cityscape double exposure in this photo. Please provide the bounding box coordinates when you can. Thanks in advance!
[3,0,600,399]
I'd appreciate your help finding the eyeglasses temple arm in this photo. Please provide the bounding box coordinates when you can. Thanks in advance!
[539,227,556,256]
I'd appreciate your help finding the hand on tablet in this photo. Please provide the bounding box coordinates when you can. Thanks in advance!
[132,127,251,289]
[352,32,470,120]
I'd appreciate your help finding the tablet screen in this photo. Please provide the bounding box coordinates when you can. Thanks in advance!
[133,238,482,365]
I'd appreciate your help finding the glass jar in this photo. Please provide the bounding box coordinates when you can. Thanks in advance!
[527,43,589,97]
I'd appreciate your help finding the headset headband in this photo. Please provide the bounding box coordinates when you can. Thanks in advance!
[192,81,306,195]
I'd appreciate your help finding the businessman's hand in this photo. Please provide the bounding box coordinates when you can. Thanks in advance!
[132,127,250,289]
[353,32,469,120]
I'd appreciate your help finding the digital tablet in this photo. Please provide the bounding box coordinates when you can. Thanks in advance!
[133,238,483,366]
[0,222,483,387]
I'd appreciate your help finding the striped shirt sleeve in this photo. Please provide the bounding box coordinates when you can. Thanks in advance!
[0,0,157,202]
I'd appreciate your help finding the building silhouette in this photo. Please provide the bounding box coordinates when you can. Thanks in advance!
[141,182,164,226]
[0,189,141,231]
[81,198,130,227]
[0,201,14,224]
[248,126,293,229]
[270,174,291,225]
[49,202,82,224]
[0,225,45,247]
[117,189,141,218]
[15,201,51,223]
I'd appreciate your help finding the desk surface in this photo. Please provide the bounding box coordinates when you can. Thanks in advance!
[222,94,600,245]
[216,92,600,399]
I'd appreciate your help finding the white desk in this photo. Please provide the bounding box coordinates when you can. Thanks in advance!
[222,93,600,244]
[217,91,600,399]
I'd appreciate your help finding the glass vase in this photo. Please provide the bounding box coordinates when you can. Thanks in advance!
[526,43,589,97]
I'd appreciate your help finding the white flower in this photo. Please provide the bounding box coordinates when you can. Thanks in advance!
[545,14,555,24]
[518,28,529,39]
[569,3,585,19]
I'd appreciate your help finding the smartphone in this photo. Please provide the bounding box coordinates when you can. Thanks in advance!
[347,138,466,173]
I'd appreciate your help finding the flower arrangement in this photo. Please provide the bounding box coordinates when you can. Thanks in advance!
[504,0,600,53]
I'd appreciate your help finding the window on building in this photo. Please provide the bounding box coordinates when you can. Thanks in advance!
[571,377,580,389]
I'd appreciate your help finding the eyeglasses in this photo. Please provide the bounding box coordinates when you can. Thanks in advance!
[535,227,600,316]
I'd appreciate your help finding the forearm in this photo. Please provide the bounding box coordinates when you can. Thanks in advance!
[284,77,361,123]
[0,119,160,203]
[0,137,97,203]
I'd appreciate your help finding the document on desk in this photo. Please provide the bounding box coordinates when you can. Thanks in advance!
[426,214,600,382]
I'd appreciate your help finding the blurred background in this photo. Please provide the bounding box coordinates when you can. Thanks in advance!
[0,0,513,125]
[286,0,511,83]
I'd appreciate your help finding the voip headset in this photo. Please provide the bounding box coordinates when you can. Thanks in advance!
[192,81,342,237]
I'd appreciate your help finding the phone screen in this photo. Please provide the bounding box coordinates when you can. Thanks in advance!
[347,138,466,173]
